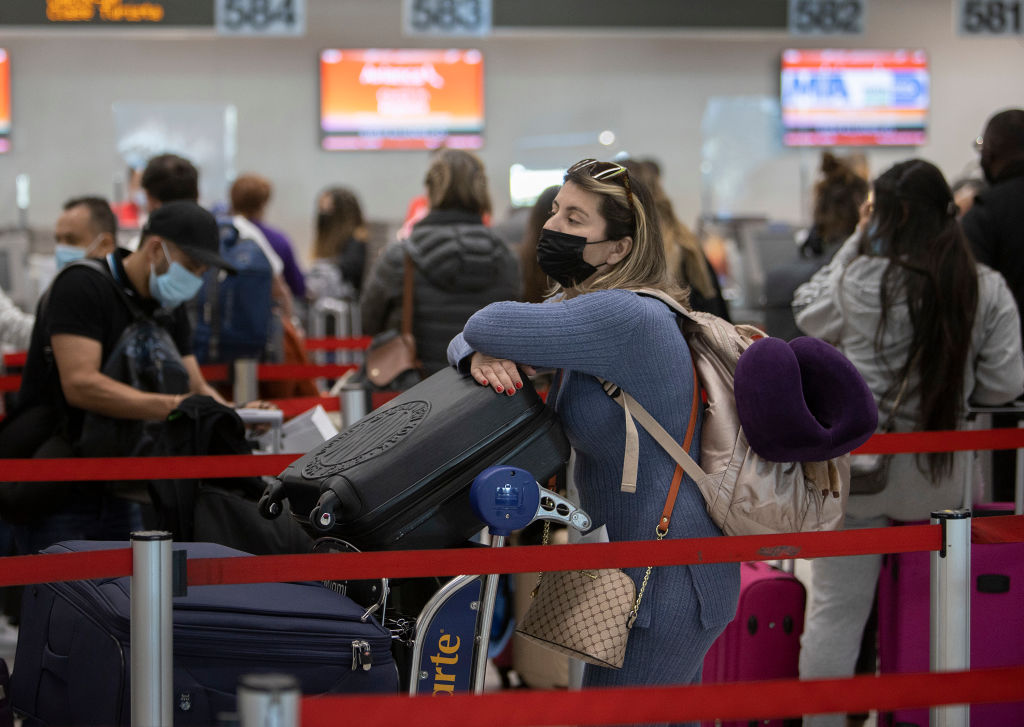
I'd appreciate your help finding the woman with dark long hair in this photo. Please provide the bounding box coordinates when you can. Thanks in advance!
[792,159,1023,727]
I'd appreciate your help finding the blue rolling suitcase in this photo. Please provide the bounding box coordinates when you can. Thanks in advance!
[11,541,398,727]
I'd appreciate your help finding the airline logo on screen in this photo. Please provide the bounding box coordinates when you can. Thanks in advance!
[46,1,164,22]
[781,49,929,147]
[320,49,484,151]
[0,0,214,26]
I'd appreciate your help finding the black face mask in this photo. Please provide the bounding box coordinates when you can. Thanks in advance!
[536,228,610,288]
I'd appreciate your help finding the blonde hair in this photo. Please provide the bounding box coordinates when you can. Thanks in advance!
[621,160,713,298]
[424,149,492,217]
[557,163,687,305]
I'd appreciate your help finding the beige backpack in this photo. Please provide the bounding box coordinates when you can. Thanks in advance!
[602,289,849,537]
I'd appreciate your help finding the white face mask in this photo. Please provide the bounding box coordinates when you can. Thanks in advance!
[55,234,104,271]
[149,241,204,309]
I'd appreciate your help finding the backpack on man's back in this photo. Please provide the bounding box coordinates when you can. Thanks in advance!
[192,216,280,364]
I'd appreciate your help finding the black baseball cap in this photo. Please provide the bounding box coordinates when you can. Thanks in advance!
[142,200,237,274]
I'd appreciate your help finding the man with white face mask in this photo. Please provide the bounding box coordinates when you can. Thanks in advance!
[53,196,118,272]
[0,201,236,554]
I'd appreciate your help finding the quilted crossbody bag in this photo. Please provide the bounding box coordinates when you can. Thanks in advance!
[516,369,699,669]
[849,365,912,495]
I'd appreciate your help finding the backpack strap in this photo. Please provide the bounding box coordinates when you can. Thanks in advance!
[602,366,706,491]
[65,256,148,322]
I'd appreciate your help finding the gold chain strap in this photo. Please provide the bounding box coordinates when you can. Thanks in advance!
[531,521,661,630]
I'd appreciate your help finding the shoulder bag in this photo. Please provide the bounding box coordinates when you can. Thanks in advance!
[363,253,422,389]
[849,367,912,495]
[516,374,699,669]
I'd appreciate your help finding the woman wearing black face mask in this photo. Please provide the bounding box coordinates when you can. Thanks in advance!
[448,160,740,718]
[305,187,369,303]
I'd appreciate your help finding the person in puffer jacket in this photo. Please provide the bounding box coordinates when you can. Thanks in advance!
[360,149,520,376]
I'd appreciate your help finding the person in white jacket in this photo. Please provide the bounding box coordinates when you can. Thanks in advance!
[792,158,1024,727]
[0,284,32,350]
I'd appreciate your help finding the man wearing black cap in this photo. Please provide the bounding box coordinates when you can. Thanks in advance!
[0,200,236,554]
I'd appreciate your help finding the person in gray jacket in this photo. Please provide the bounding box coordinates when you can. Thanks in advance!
[792,159,1024,727]
[361,149,520,376]
[0,285,32,351]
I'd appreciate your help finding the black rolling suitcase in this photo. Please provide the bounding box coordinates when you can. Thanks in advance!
[11,541,398,727]
[261,366,570,550]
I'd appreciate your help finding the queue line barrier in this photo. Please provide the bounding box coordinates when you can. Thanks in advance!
[2,427,1024,484]
[0,337,372,371]
[1,515,1022,725]
[0,362,360,393]
[297,667,1024,727]
[0,405,1020,724]
[0,516,1020,589]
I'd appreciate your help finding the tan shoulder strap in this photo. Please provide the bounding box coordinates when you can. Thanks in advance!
[600,366,703,533]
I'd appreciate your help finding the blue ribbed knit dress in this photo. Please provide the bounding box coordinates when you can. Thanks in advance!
[449,289,740,725]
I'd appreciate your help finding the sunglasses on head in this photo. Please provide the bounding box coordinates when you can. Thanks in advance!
[567,158,636,218]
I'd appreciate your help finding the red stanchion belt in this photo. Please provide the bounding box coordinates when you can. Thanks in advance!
[179,525,945,587]
[0,523,952,588]
[0,549,132,587]
[300,666,1024,727]
[197,363,357,383]
[2,351,26,367]
[6,428,1024,484]
[972,514,1024,544]
[854,428,1024,454]
[0,454,299,482]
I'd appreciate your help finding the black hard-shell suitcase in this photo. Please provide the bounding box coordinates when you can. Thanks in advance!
[11,541,398,727]
[261,366,570,550]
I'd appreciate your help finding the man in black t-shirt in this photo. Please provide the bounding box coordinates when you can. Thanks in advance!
[1,201,236,552]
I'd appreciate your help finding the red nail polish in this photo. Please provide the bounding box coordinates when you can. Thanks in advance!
[515,381,523,389]
[481,379,488,386]
[496,385,503,393]
[507,389,515,396]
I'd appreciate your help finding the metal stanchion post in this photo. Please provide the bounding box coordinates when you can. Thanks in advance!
[233,358,259,405]
[237,674,299,727]
[340,379,369,429]
[930,508,971,727]
[131,531,173,727]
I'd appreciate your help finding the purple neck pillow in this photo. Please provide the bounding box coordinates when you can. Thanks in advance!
[734,336,878,462]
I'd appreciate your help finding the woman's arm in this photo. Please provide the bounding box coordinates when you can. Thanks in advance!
[791,233,861,342]
[462,290,645,376]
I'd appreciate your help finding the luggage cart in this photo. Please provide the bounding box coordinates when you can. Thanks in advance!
[406,465,591,695]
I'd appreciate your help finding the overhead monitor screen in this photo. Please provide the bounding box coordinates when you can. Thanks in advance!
[0,50,9,153]
[320,48,484,151]
[781,49,929,147]
[509,164,564,208]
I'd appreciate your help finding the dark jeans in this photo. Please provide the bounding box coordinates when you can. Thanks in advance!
[11,494,143,555]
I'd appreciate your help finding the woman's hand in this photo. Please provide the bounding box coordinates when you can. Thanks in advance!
[469,352,535,396]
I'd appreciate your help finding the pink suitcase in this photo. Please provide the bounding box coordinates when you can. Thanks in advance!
[878,507,1024,727]
[701,561,806,727]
